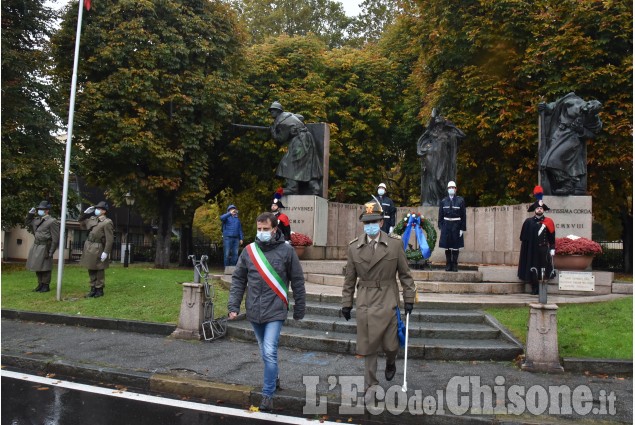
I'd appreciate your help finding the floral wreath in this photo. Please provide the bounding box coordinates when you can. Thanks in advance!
[393,212,437,262]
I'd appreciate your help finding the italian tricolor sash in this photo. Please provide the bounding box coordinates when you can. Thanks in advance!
[245,243,288,307]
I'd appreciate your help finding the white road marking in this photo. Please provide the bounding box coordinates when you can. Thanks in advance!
[2,369,348,424]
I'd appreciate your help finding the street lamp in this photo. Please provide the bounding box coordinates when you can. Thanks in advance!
[123,192,135,267]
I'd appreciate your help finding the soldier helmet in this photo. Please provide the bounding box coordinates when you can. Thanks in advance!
[268,101,283,112]
[359,201,384,222]
[377,182,387,189]
[36,200,51,210]
[447,181,457,188]
[95,201,109,211]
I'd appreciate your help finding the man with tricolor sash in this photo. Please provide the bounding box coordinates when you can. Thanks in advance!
[228,212,306,412]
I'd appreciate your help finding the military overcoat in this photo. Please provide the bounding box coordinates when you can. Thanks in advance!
[342,232,416,355]
[79,214,114,270]
[25,213,60,272]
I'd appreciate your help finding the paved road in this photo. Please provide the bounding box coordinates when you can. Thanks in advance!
[1,370,345,425]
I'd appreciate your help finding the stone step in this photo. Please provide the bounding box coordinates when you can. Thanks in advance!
[418,281,524,294]
[299,303,486,324]
[304,271,484,286]
[226,320,522,361]
[283,313,501,340]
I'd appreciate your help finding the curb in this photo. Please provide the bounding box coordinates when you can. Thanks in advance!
[1,309,175,336]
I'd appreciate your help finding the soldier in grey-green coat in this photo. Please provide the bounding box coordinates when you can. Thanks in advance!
[341,200,416,404]
[79,201,114,298]
[25,201,60,293]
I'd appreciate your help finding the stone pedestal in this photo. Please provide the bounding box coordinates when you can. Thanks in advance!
[521,303,564,373]
[283,195,329,246]
[170,283,204,340]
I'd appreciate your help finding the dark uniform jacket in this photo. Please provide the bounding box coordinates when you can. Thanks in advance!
[438,195,466,249]
[79,213,114,270]
[370,195,396,233]
[342,231,416,355]
[228,229,306,324]
[25,213,60,272]
[518,215,556,281]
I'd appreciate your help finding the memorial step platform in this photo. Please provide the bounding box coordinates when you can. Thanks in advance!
[225,298,523,361]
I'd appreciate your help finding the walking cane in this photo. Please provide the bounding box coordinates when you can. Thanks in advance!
[401,312,410,392]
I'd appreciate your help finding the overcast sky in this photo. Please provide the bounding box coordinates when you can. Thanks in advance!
[336,0,361,17]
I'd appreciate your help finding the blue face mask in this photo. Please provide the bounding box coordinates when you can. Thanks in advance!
[37,210,45,217]
[257,230,273,243]
[448,189,456,196]
[95,209,102,216]
[364,223,380,237]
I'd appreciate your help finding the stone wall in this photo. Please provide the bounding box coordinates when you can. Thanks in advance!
[286,195,592,266]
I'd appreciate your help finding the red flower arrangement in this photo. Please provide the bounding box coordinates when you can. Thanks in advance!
[290,232,313,247]
[555,236,603,256]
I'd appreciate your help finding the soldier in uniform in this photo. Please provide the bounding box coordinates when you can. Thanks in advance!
[79,201,114,298]
[25,201,60,293]
[370,183,396,234]
[518,198,556,295]
[271,198,291,241]
[341,200,416,404]
[438,181,466,272]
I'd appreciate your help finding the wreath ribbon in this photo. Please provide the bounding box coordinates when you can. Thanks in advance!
[402,215,431,259]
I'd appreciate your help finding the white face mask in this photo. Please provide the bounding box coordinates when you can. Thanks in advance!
[364,223,381,237]
[377,188,385,196]
[37,210,45,217]
[448,188,456,196]
[257,230,273,243]
[95,209,102,216]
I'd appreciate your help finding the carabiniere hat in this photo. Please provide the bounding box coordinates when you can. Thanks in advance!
[527,200,550,212]
[36,200,51,210]
[95,201,109,211]
[359,201,384,222]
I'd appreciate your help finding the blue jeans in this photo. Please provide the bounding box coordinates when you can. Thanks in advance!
[223,236,240,266]
[250,320,283,397]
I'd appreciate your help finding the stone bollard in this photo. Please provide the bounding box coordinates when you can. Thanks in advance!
[170,283,204,340]
[521,303,564,373]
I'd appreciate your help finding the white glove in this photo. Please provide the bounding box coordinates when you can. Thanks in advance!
[389,226,394,234]
[84,206,95,214]
[29,207,36,214]
[550,249,555,256]
[460,230,464,237]
[285,240,290,244]
[100,252,108,262]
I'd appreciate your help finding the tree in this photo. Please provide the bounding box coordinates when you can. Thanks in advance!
[230,0,353,48]
[397,0,631,258]
[50,0,245,268]
[1,0,62,229]
[349,0,400,46]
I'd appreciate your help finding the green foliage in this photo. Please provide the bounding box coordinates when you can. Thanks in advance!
[393,0,632,237]
[1,0,62,229]
[230,0,353,48]
[486,297,633,359]
[49,0,245,266]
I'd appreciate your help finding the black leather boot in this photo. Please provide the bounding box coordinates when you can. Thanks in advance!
[86,287,97,298]
[38,284,50,292]
[451,251,459,272]
[33,283,43,292]
[93,287,104,298]
[445,250,452,271]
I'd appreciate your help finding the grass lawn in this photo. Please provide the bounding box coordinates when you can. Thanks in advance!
[486,296,633,360]
[1,263,228,324]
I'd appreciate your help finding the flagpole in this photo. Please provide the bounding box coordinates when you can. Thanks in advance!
[56,0,85,301]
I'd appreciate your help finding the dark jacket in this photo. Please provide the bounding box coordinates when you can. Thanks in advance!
[438,195,466,249]
[518,215,556,281]
[228,229,305,323]
[220,212,244,239]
